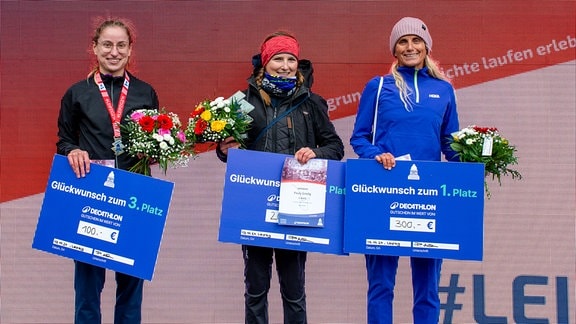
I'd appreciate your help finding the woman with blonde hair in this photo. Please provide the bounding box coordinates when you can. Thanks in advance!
[350,17,460,324]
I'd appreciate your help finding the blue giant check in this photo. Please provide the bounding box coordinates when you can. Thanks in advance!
[344,159,484,261]
[218,149,346,255]
[32,154,174,280]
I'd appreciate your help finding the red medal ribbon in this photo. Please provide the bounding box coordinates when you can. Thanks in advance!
[94,72,130,138]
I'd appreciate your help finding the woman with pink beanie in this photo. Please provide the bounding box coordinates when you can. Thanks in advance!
[350,17,460,324]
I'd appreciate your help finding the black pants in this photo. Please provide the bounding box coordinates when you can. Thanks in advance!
[243,245,307,324]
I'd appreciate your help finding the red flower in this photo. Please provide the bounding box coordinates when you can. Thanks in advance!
[190,106,205,118]
[156,114,174,130]
[194,119,207,135]
[473,126,498,134]
[139,115,156,132]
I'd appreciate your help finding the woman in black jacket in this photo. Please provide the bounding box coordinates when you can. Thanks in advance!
[217,31,344,324]
[57,17,158,323]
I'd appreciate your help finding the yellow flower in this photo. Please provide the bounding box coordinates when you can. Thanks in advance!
[211,120,227,132]
[200,110,212,121]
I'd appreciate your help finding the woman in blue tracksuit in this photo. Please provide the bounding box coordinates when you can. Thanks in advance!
[350,17,460,324]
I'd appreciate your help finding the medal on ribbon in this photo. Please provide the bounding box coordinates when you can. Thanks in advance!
[112,137,125,156]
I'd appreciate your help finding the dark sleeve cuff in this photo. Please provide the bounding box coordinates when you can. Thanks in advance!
[215,143,228,162]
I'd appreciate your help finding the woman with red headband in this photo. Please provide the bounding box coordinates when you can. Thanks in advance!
[217,31,344,323]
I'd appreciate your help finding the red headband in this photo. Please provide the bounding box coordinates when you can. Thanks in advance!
[260,35,300,67]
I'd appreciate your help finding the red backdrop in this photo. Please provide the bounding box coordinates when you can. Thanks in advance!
[1,1,574,202]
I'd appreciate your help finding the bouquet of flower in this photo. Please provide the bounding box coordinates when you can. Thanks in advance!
[450,125,522,197]
[122,108,193,176]
[185,96,252,147]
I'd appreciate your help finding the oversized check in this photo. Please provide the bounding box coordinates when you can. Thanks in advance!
[218,149,346,255]
[344,159,484,261]
[32,154,174,280]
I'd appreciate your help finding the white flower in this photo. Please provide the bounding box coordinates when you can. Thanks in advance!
[455,130,468,140]
[153,133,163,142]
[210,97,225,107]
[170,114,182,127]
[159,141,169,150]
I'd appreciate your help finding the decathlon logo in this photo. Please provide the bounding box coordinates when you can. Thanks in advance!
[267,195,280,202]
[390,202,437,211]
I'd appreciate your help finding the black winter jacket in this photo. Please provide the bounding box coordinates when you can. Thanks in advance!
[57,71,159,170]
[217,59,344,162]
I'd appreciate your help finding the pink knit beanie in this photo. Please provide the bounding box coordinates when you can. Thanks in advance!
[389,17,433,55]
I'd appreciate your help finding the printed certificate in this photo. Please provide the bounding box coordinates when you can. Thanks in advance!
[278,157,328,227]
[344,159,484,261]
[32,154,174,280]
